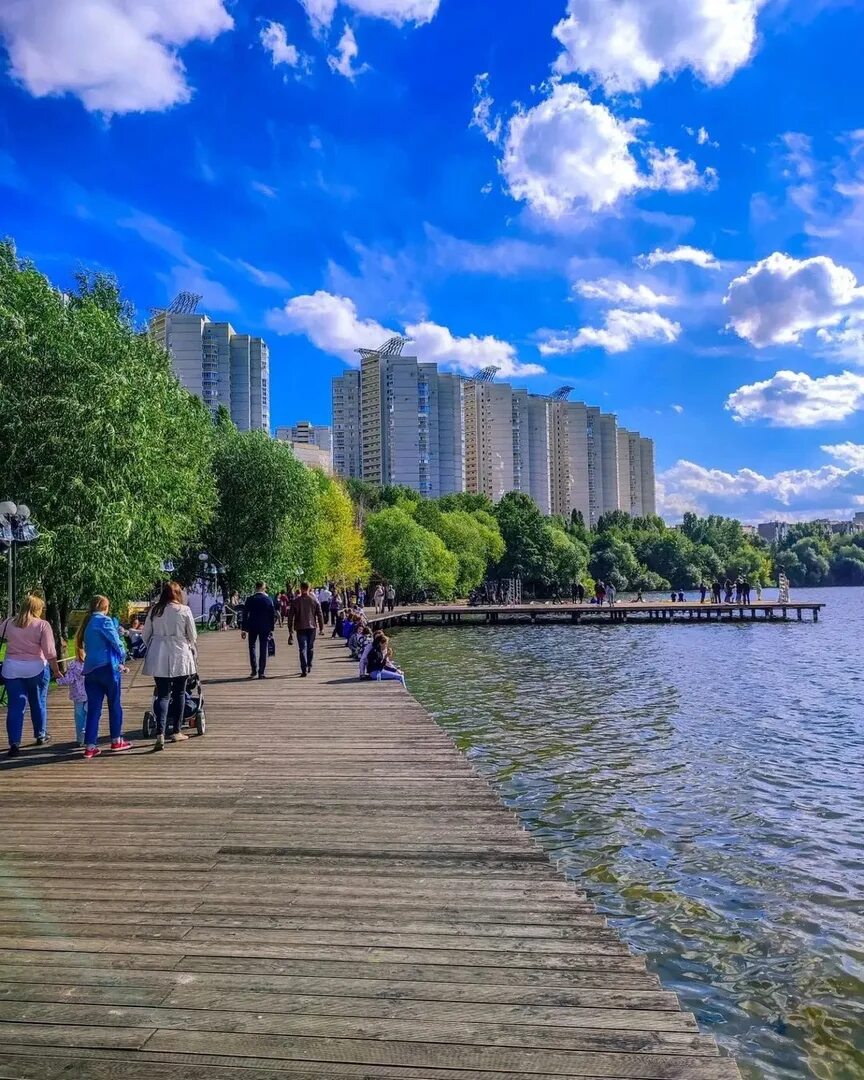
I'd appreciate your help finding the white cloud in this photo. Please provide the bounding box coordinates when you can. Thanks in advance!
[574,278,676,307]
[0,0,232,114]
[638,245,720,269]
[470,73,501,145]
[658,455,864,520]
[260,21,300,67]
[822,442,864,468]
[266,290,544,377]
[424,225,554,277]
[251,181,278,199]
[299,0,439,32]
[671,403,685,414]
[726,369,864,427]
[501,81,712,218]
[724,252,862,347]
[235,260,291,291]
[328,24,368,79]
[539,309,681,355]
[697,126,710,146]
[553,0,765,93]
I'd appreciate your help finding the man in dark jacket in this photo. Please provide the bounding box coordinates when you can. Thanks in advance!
[242,582,275,679]
[291,581,324,677]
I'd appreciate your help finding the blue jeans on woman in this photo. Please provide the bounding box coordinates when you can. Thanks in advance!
[84,664,124,747]
[5,671,48,747]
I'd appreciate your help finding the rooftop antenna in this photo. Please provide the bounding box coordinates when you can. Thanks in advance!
[356,335,410,360]
[550,386,574,401]
[471,366,500,383]
[150,292,203,319]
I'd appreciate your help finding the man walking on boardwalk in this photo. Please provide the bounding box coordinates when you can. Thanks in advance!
[242,582,275,680]
[292,582,324,678]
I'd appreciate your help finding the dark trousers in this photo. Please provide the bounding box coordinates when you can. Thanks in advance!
[321,607,330,625]
[84,664,123,747]
[154,675,186,736]
[387,599,395,612]
[248,630,269,676]
[297,628,316,674]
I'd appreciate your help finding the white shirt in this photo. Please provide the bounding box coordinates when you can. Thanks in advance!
[318,588,331,604]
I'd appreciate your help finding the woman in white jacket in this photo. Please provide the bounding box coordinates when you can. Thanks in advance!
[143,581,198,751]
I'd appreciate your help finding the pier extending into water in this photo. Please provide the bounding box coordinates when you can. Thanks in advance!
[0,631,741,1078]
[369,600,823,629]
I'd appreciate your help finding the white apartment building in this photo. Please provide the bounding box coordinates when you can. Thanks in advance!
[150,309,270,431]
[331,339,657,518]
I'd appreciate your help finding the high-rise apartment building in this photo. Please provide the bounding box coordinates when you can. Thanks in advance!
[150,306,270,431]
[331,338,657,519]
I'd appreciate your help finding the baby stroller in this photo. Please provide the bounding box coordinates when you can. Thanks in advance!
[142,673,206,739]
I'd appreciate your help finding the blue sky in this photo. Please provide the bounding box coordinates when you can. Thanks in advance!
[3,0,864,522]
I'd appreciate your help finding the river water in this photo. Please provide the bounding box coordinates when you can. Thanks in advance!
[392,588,864,1080]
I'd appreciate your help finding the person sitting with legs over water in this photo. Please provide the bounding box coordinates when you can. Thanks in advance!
[241,582,275,680]
[360,631,406,686]
[292,582,324,677]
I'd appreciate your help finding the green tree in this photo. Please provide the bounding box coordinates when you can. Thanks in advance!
[0,243,216,643]
[588,533,641,590]
[364,507,457,599]
[431,510,505,595]
[308,474,368,590]
[544,524,589,594]
[493,492,550,583]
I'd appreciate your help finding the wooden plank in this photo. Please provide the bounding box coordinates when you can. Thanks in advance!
[0,630,739,1079]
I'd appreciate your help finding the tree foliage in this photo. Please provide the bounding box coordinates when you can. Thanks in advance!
[363,507,457,599]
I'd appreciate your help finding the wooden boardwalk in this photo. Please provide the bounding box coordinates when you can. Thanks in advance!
[0,629,741,1079]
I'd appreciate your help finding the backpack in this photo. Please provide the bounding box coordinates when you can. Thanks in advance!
[367,644,385,674]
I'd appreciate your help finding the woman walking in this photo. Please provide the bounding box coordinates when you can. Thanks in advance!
[2,595,64,757]
[142,582,198,751]
[76,596,133,759]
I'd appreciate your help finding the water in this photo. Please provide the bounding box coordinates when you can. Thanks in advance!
[392,588,864,1080]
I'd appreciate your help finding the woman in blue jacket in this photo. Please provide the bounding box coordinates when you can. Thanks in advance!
[75,595,133,759]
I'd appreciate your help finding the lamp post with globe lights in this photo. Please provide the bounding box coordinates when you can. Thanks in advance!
[0,501,39,617]
[196,553,226,622]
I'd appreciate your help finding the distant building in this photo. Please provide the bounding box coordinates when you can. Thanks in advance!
[150,303,270,431]
[275,422,332,452]
[757,521,790,544]
[330,338,657,519]
[286,443,332,473]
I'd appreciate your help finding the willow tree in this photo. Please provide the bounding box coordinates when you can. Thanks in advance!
[199,418,320,596]
[0,241,216,641]
[308,474,368,592]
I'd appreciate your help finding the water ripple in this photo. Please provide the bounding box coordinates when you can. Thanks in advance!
[394,588,864,1080]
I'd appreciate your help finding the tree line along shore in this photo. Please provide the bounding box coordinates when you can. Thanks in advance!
[2,242,856,647]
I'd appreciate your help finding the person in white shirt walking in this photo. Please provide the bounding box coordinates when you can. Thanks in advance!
[373,584,385,614]
[317,585,332,625]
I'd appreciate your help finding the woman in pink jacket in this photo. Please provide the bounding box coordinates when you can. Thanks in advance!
[2,594,64,757]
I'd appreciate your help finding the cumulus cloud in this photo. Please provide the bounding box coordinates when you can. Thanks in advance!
[658,455,864,520]
[500,81,713,218]
[539,309,681,355]
[822,442,864,468]
[470,73,501,145]
[260,21,301,67]
[0,0,232,113]
[671,403,685,414]
[637,245,720,269]
[328,24,367,79]
[299,0,438,31]
[266,290,544,377]
[574,278,676,307]
[724,252,863,347]
[726,369,864,427]
[553,0,765,93]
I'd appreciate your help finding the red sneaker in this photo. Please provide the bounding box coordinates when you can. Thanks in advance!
[111,739,133,752]
[83,746,101,760]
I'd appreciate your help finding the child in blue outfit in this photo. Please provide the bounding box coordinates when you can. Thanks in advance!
[57,656,87,747]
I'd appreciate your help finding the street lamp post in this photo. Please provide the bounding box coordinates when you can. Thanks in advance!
[0,501,39,617]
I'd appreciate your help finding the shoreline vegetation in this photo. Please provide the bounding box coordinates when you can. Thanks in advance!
[2,240,861,649]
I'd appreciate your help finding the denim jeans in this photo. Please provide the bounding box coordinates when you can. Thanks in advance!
[153,675,186,736]
[247,630,269,676]
[297,628,316,674]
[5,672,48,747]
[73,701,87,744]
[84,664,124,747]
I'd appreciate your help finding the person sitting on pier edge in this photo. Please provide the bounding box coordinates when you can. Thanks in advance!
[360,631,406,686]
[241,582,275,679]
[292,582,324,677]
